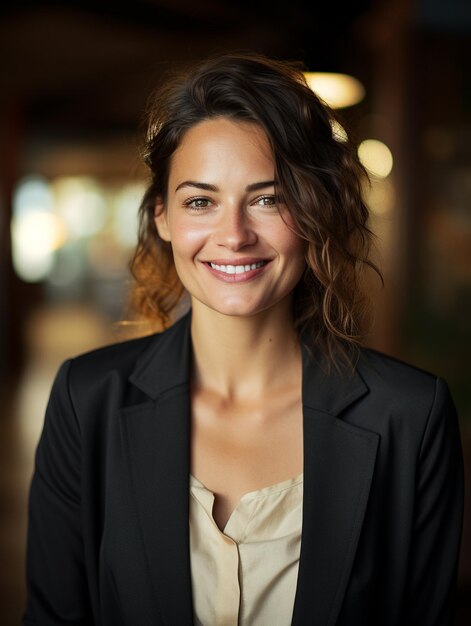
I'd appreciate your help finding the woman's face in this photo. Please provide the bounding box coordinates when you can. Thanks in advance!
[154,117,306,320]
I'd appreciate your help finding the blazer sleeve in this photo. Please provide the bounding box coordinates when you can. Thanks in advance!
[23,360,94,625]
[402,377,465,625]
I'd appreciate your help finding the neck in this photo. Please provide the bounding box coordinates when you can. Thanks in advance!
[190,299,302,401]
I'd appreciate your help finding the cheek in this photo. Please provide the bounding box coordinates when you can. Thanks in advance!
[170,218,210,255]
[275,225,305,259]
[272,212,303,252]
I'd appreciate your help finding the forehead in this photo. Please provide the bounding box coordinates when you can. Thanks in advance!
[168,118,274,186]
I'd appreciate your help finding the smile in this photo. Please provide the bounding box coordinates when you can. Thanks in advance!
[204,259,270,283]
[208,261,266,274]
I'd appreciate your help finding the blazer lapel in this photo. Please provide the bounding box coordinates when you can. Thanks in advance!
[121,313,194,625]
[292,351,380,626]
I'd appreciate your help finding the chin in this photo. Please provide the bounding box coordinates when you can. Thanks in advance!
[211,304,262,318]
[196,296,278,319]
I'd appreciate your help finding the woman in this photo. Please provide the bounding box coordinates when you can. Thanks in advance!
[24,53,464,625]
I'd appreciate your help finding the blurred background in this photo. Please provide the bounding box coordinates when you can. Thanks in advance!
[0,0,470,623]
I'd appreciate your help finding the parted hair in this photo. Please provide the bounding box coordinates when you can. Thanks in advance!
[129,51,382,368]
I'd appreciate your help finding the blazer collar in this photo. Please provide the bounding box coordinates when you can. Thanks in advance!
[129,311,192,399]
[124,311,378,626]
[129,310,369,415]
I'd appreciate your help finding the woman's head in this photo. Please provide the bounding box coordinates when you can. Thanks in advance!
[130,51,381,367]
[153,117,307,324]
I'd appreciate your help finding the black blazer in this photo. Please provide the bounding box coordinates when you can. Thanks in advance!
[24,311,464,626]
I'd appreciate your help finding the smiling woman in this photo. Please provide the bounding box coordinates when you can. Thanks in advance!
[24,53,464,626]
[130,53,380,367]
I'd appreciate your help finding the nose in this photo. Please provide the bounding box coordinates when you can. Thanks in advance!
[214,206,257,250]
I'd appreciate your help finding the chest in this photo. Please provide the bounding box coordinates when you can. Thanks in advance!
[190,388,303,528]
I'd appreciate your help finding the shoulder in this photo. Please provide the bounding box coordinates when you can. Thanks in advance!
[61,311,191,413]
[358,346,436,379]
[351,347,460,446]
[357,347,442,407]
[67,332,159,383]
[45,333,162,426]
[56,324,173,415]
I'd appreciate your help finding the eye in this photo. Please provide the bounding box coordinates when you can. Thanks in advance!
[251,194,278,210]
[184,197,212,210]
[252,195,277,207]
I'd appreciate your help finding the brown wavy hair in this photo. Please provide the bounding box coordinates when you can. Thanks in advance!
[129,51,382,368]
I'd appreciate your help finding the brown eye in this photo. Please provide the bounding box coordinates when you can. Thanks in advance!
[185,197,212,210]
[254,195,276,207]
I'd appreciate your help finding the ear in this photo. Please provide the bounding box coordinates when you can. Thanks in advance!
[154,198,171,242]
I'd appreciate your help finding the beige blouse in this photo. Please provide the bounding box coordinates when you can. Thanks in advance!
[189,472,303,626]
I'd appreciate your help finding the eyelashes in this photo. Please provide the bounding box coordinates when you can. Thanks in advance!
[183,197,212,210]
[182,194,278,212]
[255,195,277,207]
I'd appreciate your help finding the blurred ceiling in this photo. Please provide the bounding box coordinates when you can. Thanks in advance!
[1,0,469,178]
[0,0,374,138]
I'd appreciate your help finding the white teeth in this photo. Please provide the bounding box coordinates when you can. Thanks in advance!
[209,261,265,273]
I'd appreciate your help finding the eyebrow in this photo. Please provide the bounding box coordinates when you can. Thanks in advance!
[174,180,275,193]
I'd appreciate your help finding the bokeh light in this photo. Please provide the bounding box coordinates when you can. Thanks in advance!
[358,139,394,178]
[11,176,67,282]
[303,72,365,108]
[113,182,146,247]
[53,177,107,238]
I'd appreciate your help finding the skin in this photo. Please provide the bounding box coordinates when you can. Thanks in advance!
[155,118,305,529]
